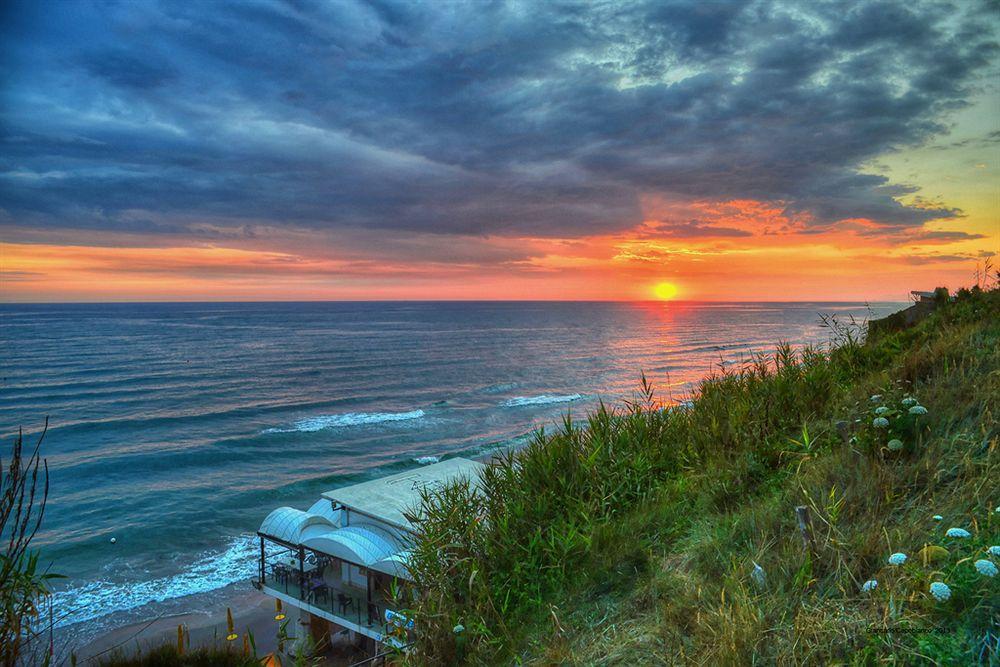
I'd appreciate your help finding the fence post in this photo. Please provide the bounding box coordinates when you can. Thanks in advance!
[795,505,816,556]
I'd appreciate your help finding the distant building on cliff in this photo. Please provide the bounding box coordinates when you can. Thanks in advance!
[910,290,937,303]
[251,457,485,660]
[868,288,948,337]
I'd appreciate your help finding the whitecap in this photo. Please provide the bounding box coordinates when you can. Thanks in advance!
[502,394,582,407]
[413,455,440,465]
[264,409,425,433]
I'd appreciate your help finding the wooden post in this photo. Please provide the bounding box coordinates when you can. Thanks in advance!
[795,505,816,556]
[835,420,850,445]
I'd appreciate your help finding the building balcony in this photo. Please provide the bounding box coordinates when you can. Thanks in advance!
[252,544,411,645]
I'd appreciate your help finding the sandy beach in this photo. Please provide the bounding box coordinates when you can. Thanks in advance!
[58,584,362,666]
[63,584,279,663]
[63,582,375,665]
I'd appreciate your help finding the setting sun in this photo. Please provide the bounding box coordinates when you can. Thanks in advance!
[652,281,679,300]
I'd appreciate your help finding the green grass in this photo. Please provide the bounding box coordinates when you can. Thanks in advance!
[407,287,999,665]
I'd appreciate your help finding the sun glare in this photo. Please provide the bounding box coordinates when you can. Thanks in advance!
[653,281,679,300]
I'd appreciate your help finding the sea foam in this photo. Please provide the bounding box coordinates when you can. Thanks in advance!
[265,409,425,433]
[502,394,582,407]
[50,534,259,629]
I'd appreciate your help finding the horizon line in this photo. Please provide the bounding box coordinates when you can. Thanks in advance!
[0,298,911,306]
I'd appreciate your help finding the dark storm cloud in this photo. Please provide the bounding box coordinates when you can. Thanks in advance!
[0,0,996,240]
[84,50,177,89]
[643,220,752,238]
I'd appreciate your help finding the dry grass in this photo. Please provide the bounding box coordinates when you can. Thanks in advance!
[407,287,999,665]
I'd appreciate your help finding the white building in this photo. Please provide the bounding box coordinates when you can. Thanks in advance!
[252,457,485,655]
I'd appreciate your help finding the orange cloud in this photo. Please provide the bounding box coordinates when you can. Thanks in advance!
[2,189,995,303]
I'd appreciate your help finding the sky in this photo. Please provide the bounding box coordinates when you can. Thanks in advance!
[1,0,998,302]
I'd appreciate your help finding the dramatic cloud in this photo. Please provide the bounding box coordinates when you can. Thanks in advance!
[2,0,997,246]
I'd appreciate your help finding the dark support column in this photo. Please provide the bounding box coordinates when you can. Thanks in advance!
[299,546,306,598]
[259,537,265,584]
[366,571,373,625]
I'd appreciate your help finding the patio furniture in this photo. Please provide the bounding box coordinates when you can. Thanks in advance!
[271,563,290,584]
[337,593,353,615]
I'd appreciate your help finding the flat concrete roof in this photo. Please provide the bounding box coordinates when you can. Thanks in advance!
[322,457,485,532]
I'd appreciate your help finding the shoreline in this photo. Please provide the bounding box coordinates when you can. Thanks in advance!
[50,446,509,665]
[47,444,522,664]
[59,583,278,664]
[66,582,374,666]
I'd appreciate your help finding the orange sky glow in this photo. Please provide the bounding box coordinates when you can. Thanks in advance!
[4,189,996,302]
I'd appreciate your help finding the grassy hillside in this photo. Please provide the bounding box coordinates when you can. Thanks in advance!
[408,287,999,665]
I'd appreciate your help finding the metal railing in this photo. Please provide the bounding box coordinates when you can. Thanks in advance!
[257,545,391,630]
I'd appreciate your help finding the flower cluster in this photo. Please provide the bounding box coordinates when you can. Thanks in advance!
[974,560,997,577]
[866,513,997,607]
[855,390,930,457]
[929,581,951,601]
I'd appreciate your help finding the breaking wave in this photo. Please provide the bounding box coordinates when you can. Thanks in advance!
[502,394,582,407]
[265,409,426,433]
[50,534,259,628]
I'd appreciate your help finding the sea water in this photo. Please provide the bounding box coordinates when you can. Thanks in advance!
[0,300,903,638]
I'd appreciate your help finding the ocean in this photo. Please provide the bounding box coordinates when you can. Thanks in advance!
[0,300,903,640]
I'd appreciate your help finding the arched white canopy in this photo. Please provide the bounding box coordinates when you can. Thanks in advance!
[257,460,483,587]
[307,498,342,525]
[371,550,412,578]
[301,524,405,568]
[259,506,337,544]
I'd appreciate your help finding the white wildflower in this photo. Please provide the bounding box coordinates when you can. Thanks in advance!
[887,552,907,566]
[901,397,918,407]
[870,394,882,403]
[873,417,890,428]
[875,406,890,416]
[887,439,904,451]
[974,559,998,578]
[988,546,1000,557]
[932,515,943,521]
[751,561,766,588]
[908,405,928,415]
[929,581,951,601]
[453,624,465,634]
[946,527,971,539]
[861,579,878,592]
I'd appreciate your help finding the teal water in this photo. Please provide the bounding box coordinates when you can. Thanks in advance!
[0,300,903,637]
